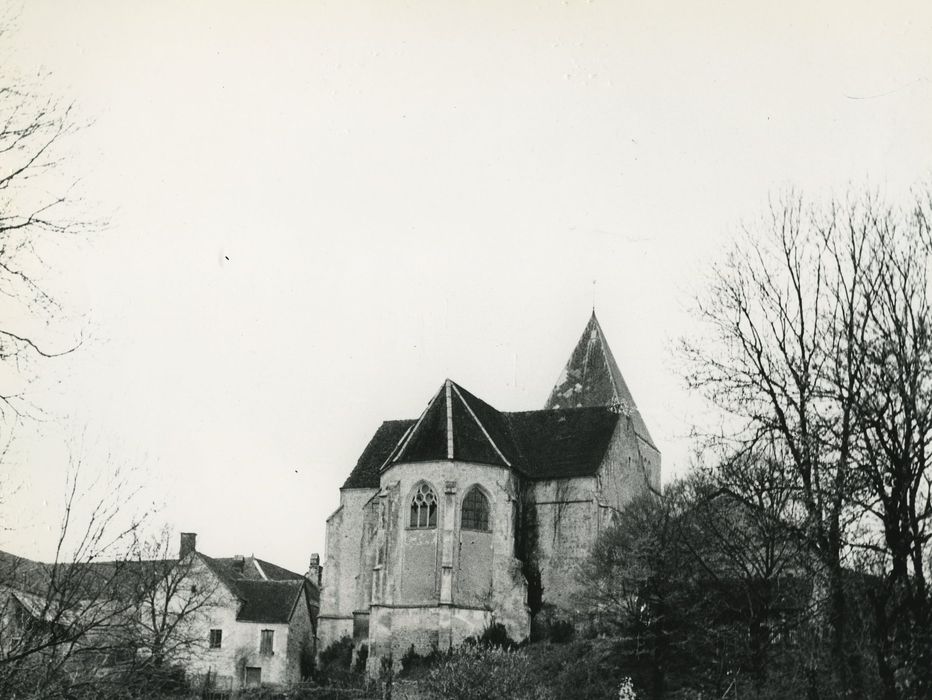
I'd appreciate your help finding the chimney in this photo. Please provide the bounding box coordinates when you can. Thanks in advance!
[232,554,245,573]
[179,532,197,558]
[306,553,322,588]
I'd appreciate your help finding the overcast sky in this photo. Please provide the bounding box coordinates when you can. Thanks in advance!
[2,1,931,573]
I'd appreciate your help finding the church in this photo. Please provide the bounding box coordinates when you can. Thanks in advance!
[317,312,660,670]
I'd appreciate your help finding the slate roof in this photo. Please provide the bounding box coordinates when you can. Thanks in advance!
[341,402,622,488]
[386,380,515,469]
[544,311,655,449]
[342,420,416,489]
[209,556,304,583]
[0,548,311,626]
[506,407,620,479]
[0,550,177,600]
[233,579,306,624]
[197,553,311,624]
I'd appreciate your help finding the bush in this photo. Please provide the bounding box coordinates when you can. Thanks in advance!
[549,619,575,644]
[316,636,362,688]
[424,645,544,700]
[319,636,354,671]
[352,644,368,675]
[399,644,443,677]
[478,622,518,650]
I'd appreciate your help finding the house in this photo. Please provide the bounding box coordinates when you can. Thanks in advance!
[144,533,319,692]
[0,535,320,693]
[318,311,662,671]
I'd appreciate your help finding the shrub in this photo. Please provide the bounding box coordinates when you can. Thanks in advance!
[316,636,363,688]
[424,645,543,700]
[319,636,354,671]
[549,619,575,644]
[352,643,368,675]
[478,622,517,650]
[399,644,443,677]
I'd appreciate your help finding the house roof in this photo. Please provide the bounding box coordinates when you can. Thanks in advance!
[0,549,176,600]
[208,556,304,583]
[198,553,313,623]
[0,548,314,626]
[544,311,655,448]
[233,579,306,624]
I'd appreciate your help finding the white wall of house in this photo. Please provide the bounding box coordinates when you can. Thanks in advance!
[164,556,307,690]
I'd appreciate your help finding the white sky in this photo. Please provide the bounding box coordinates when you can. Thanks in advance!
[1,1,930,573]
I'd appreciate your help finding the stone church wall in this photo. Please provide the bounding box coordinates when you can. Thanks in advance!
[527,476,598,615]
[597,416,657,513]
[362,459,529,669]
[318,487,377,651]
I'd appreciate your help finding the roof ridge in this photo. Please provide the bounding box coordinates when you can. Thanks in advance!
[450,382,512,467]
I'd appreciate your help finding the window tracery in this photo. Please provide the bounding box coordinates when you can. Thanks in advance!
[409,483,437,528]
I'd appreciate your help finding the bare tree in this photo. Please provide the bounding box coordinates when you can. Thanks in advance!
[0,17,90,448]
[842,192,932,698]
[684,187,932,699]
[0,459,148,698]
[110,529,221,693]
[682,192,881,695]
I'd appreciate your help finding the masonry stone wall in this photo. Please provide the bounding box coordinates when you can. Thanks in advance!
[286,591,315,683]
[318,487,376,651]
[367,604,493,672]
[358,459,529,671]
[527,476,597,615]
[177,557,302,689]
[597,416,656,514]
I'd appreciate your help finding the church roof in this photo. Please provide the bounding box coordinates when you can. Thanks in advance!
[342,419,416,489]
[387,380,515,468]
[544,311,655,448]
[340,386,623,488]
[506,407,621,479]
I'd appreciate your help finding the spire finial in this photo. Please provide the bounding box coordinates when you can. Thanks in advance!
[592,279,597,315]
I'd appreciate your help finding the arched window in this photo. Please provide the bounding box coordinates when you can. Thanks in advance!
[461,487,490,532]
[409,483,437,528]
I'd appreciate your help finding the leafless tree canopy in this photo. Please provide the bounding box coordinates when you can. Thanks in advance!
[678,187,932,699]
[0,53,89,445]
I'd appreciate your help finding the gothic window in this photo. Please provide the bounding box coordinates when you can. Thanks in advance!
[461,487,490,531]
[409,483,437,528]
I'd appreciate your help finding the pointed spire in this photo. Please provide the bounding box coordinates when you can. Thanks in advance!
[545,312,655,447]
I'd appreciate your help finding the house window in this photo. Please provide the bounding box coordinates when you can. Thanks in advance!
[409,483,437,528]
[260,629,274,655]
[209,629,222,648]
[461,487,490,531]
[245,666,261,687]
